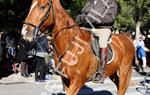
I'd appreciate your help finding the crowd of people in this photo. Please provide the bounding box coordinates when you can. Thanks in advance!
[0,30,54,82]
[1,30,149,81]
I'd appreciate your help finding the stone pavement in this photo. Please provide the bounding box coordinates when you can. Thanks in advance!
[0,68,148,95]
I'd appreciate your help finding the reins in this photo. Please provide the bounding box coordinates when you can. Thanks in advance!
[51,23,81,78]
[22,0,88,79]
[23,0,53,39]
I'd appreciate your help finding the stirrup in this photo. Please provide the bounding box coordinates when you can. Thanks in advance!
[92,71,104,83]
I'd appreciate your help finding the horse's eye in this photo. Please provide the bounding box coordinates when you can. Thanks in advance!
[40,5,46,10]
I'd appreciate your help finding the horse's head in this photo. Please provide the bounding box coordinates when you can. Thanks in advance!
[21,0,54,41]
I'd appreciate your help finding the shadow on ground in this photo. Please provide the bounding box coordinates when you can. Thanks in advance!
[0,69,14,80]
[53,85,113,95]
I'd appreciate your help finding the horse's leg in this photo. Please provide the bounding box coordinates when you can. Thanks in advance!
[109,72,119,89]
[66,79,83,95]
[117,60,132,95]
[61,77,70,92]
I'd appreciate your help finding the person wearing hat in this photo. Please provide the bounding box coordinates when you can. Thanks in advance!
[76,0,118,83]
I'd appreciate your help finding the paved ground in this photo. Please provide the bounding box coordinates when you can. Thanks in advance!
[0,68,149,95]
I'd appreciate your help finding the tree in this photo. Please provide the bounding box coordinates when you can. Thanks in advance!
[0,0,31,32]
[114,0,135,31]
[129,0,150,39]
[124,0,150,66]
[61,0,86,18]
[1,0,150,35]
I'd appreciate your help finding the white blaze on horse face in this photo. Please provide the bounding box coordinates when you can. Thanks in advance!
[21,1,38,36]
[21,1,38,41]
[28,0,38,16]
[21,25,27,35]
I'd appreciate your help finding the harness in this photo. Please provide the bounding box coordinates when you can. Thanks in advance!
[23,0,81,78]
[23,0,54,40]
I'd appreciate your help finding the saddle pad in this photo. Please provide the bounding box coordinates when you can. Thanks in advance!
[107,44,114,64]
[91,37,114,64]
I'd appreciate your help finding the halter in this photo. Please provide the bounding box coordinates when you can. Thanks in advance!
[23,0,53,40]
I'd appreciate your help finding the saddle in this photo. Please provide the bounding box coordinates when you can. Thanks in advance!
[91,36,114,64]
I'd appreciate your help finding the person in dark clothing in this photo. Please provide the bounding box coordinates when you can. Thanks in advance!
[16,37,33,77]
[35,35,49,82]
[6,38,16,71]
[0,32,3,75]
[76,0,118,83]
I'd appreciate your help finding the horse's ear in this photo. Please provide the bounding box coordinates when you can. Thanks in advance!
[39,0,49,3]
[40,0,45,3]
[40,0,50,4]
[47,0,50,4]
[32,0,37,4]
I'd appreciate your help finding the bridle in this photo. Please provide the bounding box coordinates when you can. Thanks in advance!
[22,0,81,78]
[23,0,53,40]
[23,0,67,78]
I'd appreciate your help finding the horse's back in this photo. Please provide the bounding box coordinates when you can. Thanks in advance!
[111,34,135,53]
[104,34,135,76]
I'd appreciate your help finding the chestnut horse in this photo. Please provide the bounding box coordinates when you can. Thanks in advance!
[21,0,135,95]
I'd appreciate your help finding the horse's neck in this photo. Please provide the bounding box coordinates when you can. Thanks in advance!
[52,1,79,54]
[52,0,91,56]
[53,1,76,33]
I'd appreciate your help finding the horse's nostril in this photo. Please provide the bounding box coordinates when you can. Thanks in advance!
[27,29,30,32]
[26,30,32,36]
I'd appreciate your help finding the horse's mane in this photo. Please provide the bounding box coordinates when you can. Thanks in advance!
[54,0,75,25]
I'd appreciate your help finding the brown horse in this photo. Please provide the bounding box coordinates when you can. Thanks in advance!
[21,0,135,95]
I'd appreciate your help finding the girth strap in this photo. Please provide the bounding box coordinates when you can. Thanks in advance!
[51,57,68,78]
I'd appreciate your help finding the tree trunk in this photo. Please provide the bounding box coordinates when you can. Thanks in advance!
[135,21,141,42]
[135,21,141,70]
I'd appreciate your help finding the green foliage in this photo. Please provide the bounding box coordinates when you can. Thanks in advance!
[0,0,31,32]
[114,0,135,31]
[114,0,150,31]
[143,9,150,29]
[1,0,150,32]
[61,0,86,18]
[75,0,86,8]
